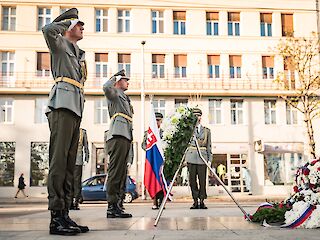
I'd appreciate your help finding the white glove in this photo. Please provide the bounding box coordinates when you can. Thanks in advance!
[127,162,131,168]
[68,19,79,31]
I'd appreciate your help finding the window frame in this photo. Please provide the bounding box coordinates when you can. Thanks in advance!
[230,99,243,125]
[37,7,51,31]
[95,8,108,32]
[209,99,222,124]
[0,98,14,124]
[151,10,164,34]
[264,100,277,125]
[118,9,130,33]
[1,6,16,31]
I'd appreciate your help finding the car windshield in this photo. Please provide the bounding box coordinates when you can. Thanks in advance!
[84,176,105,186]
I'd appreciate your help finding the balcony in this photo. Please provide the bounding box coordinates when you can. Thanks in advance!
[0,72,294,96]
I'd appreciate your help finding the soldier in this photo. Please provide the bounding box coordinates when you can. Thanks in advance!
[185,108,212,209]
[42,8,89,235]
[141,112,164,209]
[70,128,89,210]
[103,70,133,218]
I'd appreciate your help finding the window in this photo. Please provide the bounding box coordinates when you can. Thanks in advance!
[35,98,47,123]
[94,99,108,124]
[264,100,276,124]
[38,7,51,31]
[286,102,298,125]
[260,13,272,37]
[0,142,15,186]
[228,12,240,36]
[262,56,274,79]
[209,99,222,124]
[281,13,293,37]
[96,9,108,32]
[264,153,303,185]
[284,57,296,89]
[208,55,220,78]
[30,142,49,186]
[36,52,50,77]
[174,54,187,78]
[1,51,15,83]
[152,54,165,78]
[152,100,166,116]
[118,10,130,33]
[206,12,219,36]
[118,54,131,76]
[152,10,164,33]
[174,98,188,108]
[1,6,16,31]
[0,98,13,123]
[229,55,241,78]
[230,99,243,125]
[173,11,186,35]
[95,53,108,78]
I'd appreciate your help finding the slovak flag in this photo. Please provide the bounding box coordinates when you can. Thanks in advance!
[144,105,169,199]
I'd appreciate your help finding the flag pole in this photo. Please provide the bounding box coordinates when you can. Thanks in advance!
[141,40,146,200]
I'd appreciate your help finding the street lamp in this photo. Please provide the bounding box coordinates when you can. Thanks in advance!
[141,40,146,200]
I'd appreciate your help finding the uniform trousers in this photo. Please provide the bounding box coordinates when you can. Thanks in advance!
[187,163,207,200]
[72,165,83,201]
[105,136,131,204]
[47,109,81,210]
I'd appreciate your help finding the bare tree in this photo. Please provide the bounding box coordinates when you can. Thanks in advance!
[275,33,320,158]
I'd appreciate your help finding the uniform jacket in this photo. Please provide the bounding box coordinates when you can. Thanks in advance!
[103,76,133,142]
[185,125,212,164]
[76,128,89,165]
[42,20,86,118]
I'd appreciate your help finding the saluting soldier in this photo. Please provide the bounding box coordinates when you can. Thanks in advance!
[103,69,133,218]
[70,128,89,210]
[185,108,212,209]
[42,8,89,235]
[141,112,164,209]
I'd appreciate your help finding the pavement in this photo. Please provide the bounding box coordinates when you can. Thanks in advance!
[0,199,319,240]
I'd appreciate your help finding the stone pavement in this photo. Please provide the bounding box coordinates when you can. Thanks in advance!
[0,202,319,240]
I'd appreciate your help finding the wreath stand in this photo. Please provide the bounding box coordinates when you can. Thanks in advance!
[154,132,251,226]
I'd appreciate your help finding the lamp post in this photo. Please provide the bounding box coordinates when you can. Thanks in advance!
[140,40,146,200]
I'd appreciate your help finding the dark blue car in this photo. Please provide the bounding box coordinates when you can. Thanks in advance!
[81,174,138,203]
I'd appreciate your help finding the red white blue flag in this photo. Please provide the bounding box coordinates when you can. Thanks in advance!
[144,105,169,199]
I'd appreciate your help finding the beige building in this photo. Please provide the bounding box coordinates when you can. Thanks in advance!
[0,0,319,198]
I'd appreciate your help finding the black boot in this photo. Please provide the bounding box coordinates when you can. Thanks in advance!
[49,210,80,236]
[74,200,80,210]
[118,198,125,210]
[106,203,132,218]
[199,199,208,209]
[190,199,199,209]
[63,210,89,233]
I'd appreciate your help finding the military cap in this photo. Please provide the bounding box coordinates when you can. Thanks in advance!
[114,69,130,82]
[155,112,163,120]
[53,8,84,27]
[192,108,202,116]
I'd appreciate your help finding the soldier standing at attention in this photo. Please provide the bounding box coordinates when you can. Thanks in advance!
[103,70,133,218]
[42,8,89,235]
[70,128,89,210]
[185,108,212,210]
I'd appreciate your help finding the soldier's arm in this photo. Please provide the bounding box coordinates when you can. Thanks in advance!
[141,131,148,151]
[127,143,134,165]
[42,20,71,52]
[83,130,89,163]
[103,76,118,100]
[206,128,212,162]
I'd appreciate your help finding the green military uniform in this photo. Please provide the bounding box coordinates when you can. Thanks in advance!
[71,128,89,210]
[42,8,89,235]
[103,70,133,218]
[185,108,212,209]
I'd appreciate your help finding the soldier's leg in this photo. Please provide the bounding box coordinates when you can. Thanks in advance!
[188,163,199,209]
[118,167,128,209]
[198,164,208,209]
[73,165,83,209]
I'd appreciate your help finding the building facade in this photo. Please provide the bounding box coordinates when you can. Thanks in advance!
[0,0,319,198]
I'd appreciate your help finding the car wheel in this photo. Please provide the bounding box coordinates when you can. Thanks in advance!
[124,192,133,203]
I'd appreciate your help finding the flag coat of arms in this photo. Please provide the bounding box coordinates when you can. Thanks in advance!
[144,106,168,199]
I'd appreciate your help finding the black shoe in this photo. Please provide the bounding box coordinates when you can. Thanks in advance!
[199,201,208,209]
[63,210,89,233]
[73,201,80,210]
[190,201,199,209]
[49,211,80,236]
[106,203,132,218]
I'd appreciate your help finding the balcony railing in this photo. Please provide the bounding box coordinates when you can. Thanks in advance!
[0,72,294,95]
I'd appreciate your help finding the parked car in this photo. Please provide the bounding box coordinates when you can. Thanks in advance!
[81,174,138,203]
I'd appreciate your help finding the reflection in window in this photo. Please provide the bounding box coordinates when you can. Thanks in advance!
[0,142,15,186]
[30,142,49,186]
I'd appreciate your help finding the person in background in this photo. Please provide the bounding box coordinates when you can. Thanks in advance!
[242,166,252,195]
[14,173,28,198]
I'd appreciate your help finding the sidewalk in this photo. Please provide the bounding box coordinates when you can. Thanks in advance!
[0,202,319,240]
